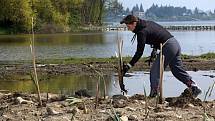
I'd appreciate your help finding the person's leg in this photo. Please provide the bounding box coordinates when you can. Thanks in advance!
[167,39,193,86]
[167,38,202,97]
[169,54,192,85]
[149,56,160,96]
[150,37,201,97]
[150,38,178,96]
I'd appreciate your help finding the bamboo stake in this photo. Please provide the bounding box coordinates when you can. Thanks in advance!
[116,28,127,94]
[95,76,100,109]
[117,36,127,94]
[143,84,149,119]
[30,17,42,106]
[159,43,164,104]
[103,79,107,99]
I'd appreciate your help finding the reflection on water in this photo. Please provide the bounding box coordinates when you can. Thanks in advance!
[0,75,112,96]
[0,31,215,60]
[0,71,214,100]
[120,71,215,101]
[0,33,108,60]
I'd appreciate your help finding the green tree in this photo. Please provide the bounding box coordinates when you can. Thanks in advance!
[0,0,107,33]
[89,0,100,24]
[108,0,123,17]
[0,0,32,33]
[33,0,70,32]
[79,0,106,25]
[125,8,130,13]
[50,0,69,14]
[140,4,144,12]
[97,0,107,25]
[68,0,83,29]
[194,7,199,15]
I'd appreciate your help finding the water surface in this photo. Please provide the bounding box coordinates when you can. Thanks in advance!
[0,71,214,101]
[0,31,215,61]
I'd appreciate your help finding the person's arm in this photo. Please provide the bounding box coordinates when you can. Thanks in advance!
[129,32,146,66]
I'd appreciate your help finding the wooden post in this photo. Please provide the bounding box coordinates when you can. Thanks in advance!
[159,44,165,104]
[103,79,107,99]
[95,76,100,109]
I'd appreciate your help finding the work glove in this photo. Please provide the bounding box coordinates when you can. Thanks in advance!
[145,48,157,66]
[151,48,157,59]
[123,63,132,76]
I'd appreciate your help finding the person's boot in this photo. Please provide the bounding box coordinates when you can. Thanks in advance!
[149,88,158,98]
[186,79,202,98]
[190,86,202,98]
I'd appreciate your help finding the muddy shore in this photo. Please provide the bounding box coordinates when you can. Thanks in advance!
[0,58,215,80]
[0,58,215,120]
[0,90,214,121]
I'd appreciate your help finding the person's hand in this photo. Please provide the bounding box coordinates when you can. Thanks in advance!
[123,63,132,76]
[145,58,153,66]
[145,48,157,66]
[151,48,157,59]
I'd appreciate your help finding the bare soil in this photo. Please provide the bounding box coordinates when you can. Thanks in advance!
[0,90,214,121]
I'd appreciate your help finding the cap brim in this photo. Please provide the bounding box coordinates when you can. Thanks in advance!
[120,20,124,24]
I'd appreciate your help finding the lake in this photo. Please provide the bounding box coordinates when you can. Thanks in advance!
[0,30,215,61]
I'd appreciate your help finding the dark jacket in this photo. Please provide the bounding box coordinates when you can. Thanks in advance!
[129,19,173,66]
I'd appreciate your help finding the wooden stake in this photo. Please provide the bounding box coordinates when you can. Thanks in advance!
[159,43,165,104]
[95,76,100,108]
[30,17,42,106]
[117,37,127,94]
[103,79,107,99]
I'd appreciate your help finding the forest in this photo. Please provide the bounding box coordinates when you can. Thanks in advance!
[1,0,215,34]
[0,0,107,33]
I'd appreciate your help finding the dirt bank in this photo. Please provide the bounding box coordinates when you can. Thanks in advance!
[0,59,215,80]
[0,89,214,121]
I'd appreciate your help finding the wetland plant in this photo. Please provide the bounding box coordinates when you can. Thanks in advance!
[86,64,107,108]
[203,80,215,120]
[30,17,42,106]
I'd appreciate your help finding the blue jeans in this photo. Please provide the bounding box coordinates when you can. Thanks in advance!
[150,37,192,90]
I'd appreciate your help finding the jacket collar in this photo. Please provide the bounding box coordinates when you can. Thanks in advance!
[132,19,146,33]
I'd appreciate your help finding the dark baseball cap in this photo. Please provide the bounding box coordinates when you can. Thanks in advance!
[120,15,138,24]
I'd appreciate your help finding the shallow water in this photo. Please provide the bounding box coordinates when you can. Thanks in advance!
[117,70,215,101]
[0,70,214,101]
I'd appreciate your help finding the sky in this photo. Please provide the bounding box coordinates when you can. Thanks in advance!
[118,0,215,12]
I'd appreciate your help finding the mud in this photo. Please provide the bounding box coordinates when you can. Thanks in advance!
[0,91,214,121]
[165,88,202,108]
[0,59,215,81]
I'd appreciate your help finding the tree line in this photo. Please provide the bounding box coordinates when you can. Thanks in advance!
[145,4,215,21]
[0,0,106,34]
[105,1,215,22]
